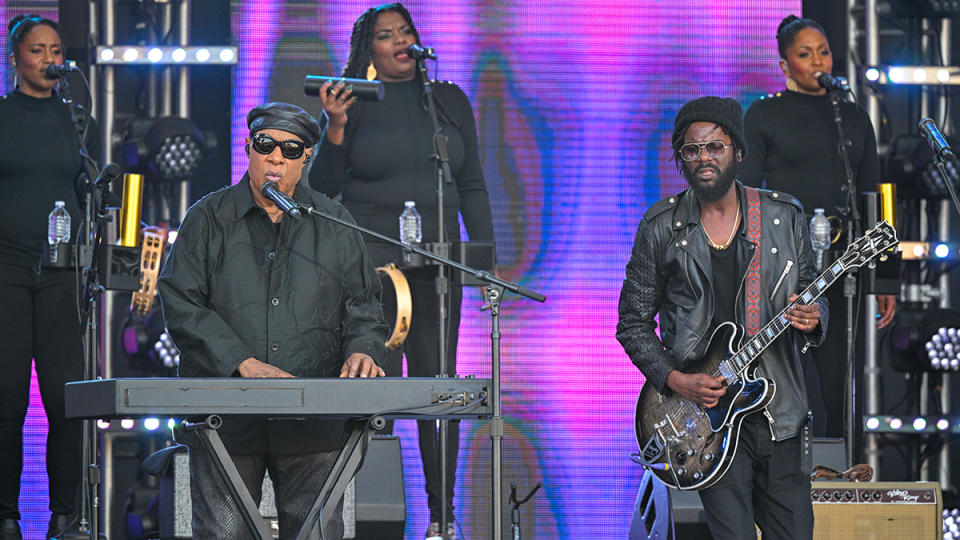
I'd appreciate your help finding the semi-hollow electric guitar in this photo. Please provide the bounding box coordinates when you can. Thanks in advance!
[634,221,898,490]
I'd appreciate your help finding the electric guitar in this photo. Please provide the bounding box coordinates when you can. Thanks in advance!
[634,221,898,490]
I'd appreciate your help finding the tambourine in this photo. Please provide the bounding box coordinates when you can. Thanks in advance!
[377,263,412,350]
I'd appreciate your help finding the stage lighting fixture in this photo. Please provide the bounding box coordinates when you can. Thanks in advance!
[864,65,960,85]
[892,309,960,372]
[884,134,960,199]
[123,117,216,183]
[864,415,958,434]
[95,45,238,65]
[119,309,181,374]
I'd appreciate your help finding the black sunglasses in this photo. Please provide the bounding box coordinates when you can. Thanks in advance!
[250,133,307,159]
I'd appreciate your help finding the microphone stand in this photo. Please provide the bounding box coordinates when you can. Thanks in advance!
[415,54,458,536]
[829,88,862,469]
[60,76,108,540]
[298,204,545,540]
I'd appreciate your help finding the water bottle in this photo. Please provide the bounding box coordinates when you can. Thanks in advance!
[810,208,830,272]
[47,201,71,264]
[399,200,422,244]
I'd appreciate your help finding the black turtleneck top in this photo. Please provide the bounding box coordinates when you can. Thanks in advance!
[0,90,100,268]
[308,78,494,265]
[740,89,879,217]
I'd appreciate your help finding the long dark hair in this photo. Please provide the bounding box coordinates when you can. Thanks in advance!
[8,13,64,64]
[775,15,827,59]
[339,3,459,159]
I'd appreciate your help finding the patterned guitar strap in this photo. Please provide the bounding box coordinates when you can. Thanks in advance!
[743,186,762,336]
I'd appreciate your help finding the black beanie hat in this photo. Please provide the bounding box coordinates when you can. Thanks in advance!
[672,96,746,159]
[247,102,322,147]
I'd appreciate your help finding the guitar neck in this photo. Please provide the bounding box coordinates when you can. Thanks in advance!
[723,259,846,379]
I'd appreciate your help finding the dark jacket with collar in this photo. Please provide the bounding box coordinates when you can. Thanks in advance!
[617,181,828,441]
[158,174,388,453]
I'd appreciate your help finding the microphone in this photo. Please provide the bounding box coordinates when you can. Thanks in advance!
[404,44,436,60]
[304,75,384,101]
[95,162,122,187]
[43,60,78,80]
[919,117,956,161]
[816,72,850,92]
[261,181,302,219]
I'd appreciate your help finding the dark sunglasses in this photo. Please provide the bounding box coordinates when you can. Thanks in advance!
[251,133,307,159]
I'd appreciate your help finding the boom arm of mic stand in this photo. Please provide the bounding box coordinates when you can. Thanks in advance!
[934,157,960,218]
[302,205,545,303]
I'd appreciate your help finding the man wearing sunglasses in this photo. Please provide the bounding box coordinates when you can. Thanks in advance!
[618,96,827,539]
[158,102,388,539]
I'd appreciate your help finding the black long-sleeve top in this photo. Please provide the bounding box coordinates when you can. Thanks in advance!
[0,90,101,269]
[158,175,388,453]
[740,90,879,217]
[309,79,494,265]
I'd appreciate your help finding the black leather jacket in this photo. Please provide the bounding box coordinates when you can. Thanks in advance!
[617,182,828,441]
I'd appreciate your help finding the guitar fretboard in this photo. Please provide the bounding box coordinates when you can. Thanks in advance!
[720,259,845,380]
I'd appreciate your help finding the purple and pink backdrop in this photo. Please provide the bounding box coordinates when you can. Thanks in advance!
[6,0,798,537]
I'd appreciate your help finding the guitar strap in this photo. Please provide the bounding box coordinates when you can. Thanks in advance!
[744,186,762,336]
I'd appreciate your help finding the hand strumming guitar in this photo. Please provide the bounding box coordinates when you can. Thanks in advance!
[666,370,727,408]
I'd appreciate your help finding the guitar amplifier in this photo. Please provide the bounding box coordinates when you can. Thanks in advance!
[811,481,942,540]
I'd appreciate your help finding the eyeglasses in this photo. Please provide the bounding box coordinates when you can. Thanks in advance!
[251,133,307,159]
[679,140,732,161]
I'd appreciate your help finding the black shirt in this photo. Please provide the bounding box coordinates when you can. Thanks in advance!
[740,90,879,218]
[0,90,101,268]
[709,222,742,329]
[158,175,388,453]
[309,78,494,265]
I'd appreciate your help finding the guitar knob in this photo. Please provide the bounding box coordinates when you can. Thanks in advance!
[676,468,686,477]
[692,471,703,481]
[686,448,697,457]
[675,452,688,465]
[703,452,715,462]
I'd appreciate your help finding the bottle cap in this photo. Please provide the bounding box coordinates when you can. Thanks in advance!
[814,208,824,213]
[404,200,415,207]
[55,200,65,206]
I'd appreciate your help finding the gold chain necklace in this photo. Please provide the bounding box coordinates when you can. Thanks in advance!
[701,203,741,250]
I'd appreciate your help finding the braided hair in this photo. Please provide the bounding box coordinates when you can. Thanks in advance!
[340,3,460,160]
[775,15,827,60]
[8,13,64,64]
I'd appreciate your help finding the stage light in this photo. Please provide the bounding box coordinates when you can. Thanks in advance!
[866,417,880,430]
[167,419,177,430]
[893,309,960,372]
[913,417,927,431]
[97,420,111,430]
[863,415,960,434]
[143,418,160,431]
[935,243,950,258]
[147,47,163,63]
[865,65,960,85]
[937,419,950,431]
[121,419,136,430]
[95,46,237,65]
[882,134,960,200]
[889,417,903,430]
[122,117,216,183]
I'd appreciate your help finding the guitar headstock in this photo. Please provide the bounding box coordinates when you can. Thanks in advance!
[837,220,899,270]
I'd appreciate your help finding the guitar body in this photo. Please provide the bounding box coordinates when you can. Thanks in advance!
[634,322,775,490]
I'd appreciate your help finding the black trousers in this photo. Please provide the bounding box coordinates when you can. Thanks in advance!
[698,415,814,540]
[185,440,343,540]
[0,262,83,521]
[806,284,846,438]
[380,270,463,523]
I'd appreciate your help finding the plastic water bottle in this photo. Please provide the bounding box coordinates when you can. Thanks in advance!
[810,208,830,272]
[399,200,422,244]
[47,201,71,264]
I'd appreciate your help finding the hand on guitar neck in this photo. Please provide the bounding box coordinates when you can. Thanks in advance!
[666,371,726,408]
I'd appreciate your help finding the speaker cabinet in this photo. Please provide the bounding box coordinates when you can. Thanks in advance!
[812,481,942,540]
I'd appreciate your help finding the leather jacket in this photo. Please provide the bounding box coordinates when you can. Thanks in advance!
[617,181,828,441]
